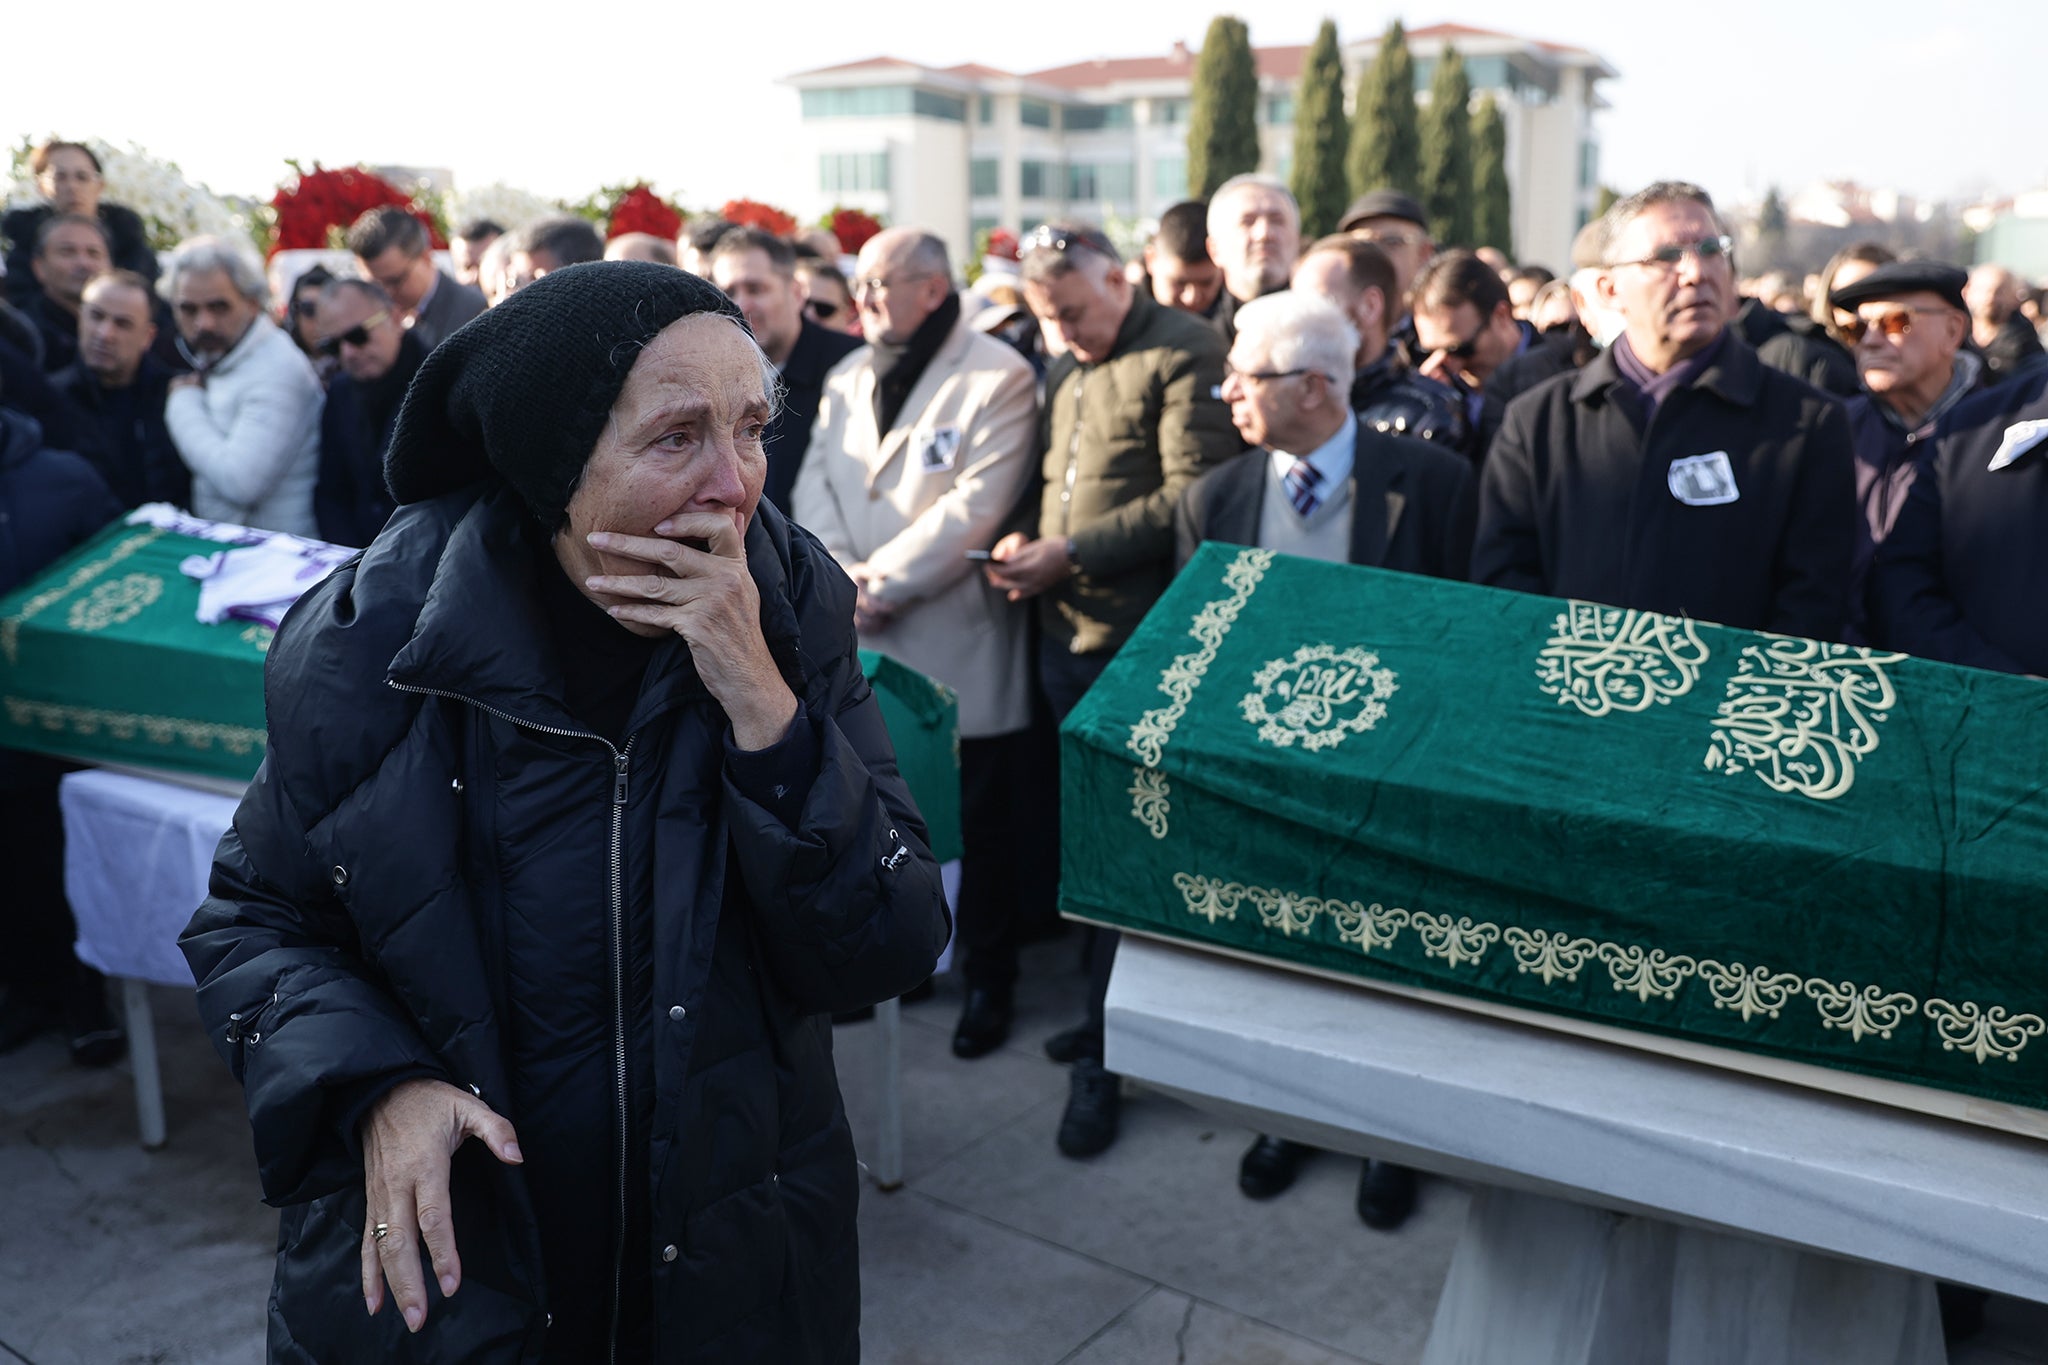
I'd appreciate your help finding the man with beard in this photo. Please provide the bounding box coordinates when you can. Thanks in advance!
[23,215,111,373]
[161,236,324,534]
[314,279,428,547]
[1473,182,1854,640]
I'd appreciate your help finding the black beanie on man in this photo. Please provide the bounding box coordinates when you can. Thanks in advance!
[383,260,747,530]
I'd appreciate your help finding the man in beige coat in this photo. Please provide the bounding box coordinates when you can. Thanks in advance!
[796,228,1039,1060]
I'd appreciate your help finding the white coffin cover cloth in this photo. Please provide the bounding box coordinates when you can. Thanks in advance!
[60,769,240,986]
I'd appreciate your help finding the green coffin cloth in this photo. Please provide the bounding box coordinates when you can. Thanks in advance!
[860,649,962,864]
[1060,542,2048,1114]
[0,519,272,781]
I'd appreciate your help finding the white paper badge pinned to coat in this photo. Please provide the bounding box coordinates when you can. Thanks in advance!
[1668,451,1740,506]
[1988,419,2048,471]
[915,426,962,472]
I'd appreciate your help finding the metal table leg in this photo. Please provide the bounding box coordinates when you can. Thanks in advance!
[121,978,166,1149]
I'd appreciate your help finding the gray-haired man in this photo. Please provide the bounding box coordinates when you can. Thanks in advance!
[162,236,324,534]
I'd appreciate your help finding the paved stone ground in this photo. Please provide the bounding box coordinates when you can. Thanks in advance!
[2,938,2043,1364]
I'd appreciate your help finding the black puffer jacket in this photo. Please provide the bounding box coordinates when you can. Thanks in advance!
[181,483,948,1363]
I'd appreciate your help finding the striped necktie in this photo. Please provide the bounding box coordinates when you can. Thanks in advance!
[1283,457,1323,517]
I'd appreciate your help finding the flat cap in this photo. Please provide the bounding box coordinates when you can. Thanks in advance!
[1338,190,1429,234]
[1828,260,1969,315]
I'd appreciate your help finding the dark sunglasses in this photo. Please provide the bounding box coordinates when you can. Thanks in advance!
[293,298,319,318]
[317,311,389,357]
[1432,328,1484,360]
[808,300,842,321]
[1838,306,1948,345]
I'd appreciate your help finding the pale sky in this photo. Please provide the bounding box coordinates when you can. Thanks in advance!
[11,0,2045,215]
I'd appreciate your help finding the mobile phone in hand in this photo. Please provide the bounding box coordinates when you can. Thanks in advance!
[963,549,995,561]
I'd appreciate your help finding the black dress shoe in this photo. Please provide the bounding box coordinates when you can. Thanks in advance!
[1042,1025,1095,1064]
[951,987,1013,1059]
[1355,1160,1418,1230]
[1056,1059,1121,1158]
[1237,1135,1311,1200]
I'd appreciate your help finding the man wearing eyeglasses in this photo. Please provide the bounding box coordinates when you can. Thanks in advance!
[1411,249,1533,462]
[313,279,425,548]
[346,207,485,352]
[1824,261,1986,643]
[1473,181,1855,641]
[990,222,1236,1159]
[1339,190,1435,362]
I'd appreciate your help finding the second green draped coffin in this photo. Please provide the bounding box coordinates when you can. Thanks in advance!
[1060,542,2048,1114]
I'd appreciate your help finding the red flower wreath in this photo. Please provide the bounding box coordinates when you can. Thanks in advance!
[825,207,883,255]
[720,198,798,238]
[269,164,444,258]
[606,185,683,241]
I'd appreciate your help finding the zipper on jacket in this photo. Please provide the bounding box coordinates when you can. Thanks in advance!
[1057,371,1086,536]
[387,679,640,1364]
[607,740,634,1365]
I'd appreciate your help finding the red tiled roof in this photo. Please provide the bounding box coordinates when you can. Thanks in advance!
[789,55,919,77]
[1026,42,1309,89]
[939,62,1014,80]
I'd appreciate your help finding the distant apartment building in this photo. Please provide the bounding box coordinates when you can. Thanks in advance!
[783,23,1614,273]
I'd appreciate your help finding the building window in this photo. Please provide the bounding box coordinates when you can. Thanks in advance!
[970,158,1000,197]
[977,95,993,124]
[971,216,1000,243]
[1154,157,1187,199]
[914,90,968,122]
[1064,103,1133,132]
[1263,96,1295,125]
[1151,98,1189,126]
[820,152,891,193]
[801,85,963,121]
[1068,162,1134,203]
[1579,140,1598,191]
[1020,99,1053,129]
[1019,160,1052,199]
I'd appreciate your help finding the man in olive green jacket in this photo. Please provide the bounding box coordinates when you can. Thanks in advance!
[988,222,1237,1160]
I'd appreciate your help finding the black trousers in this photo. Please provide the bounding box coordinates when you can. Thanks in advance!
[1036,638,1118,1062]
[955,730,1034,991]
[0,756,93,1003]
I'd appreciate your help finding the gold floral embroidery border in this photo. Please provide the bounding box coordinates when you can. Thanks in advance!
[1124,548,1274,838]
[0,528,164,664]
[2,697,266,758]
[1168,871,2048,1066]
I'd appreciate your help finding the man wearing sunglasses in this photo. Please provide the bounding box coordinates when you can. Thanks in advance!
[1412,249,1532,462]
[1826,261,1986,643]
[1473,181,1855,641]
[313,279,426,547]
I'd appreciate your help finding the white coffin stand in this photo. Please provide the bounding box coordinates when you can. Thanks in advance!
[1105,938,2048,1365]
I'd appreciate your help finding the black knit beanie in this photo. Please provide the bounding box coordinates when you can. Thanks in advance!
[384,260,746,529]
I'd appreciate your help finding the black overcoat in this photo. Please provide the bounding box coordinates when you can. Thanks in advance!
[1471,332,1856,638]
[181,484,949,1363]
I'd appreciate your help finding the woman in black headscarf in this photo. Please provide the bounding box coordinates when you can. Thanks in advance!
[182,261,948,1363]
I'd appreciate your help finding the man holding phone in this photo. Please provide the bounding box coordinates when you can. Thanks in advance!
[796,227,1041,1058]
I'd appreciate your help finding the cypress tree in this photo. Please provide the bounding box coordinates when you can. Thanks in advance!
[1187,16,1261,199]
[1419,45,1474,246]
[1289,20,1350,238]
[1470,93,1513,258]
[1347,19,1420,198]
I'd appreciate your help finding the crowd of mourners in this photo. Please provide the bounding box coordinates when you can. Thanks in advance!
[3,133,2046,1334]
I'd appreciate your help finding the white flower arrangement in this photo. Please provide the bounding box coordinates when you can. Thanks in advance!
[7,136,247,250]
[443,181,558,233]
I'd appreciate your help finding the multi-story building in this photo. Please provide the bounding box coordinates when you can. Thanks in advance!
[783,23,1614,272]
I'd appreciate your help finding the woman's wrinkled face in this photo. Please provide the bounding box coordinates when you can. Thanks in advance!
[553,312,770,629]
